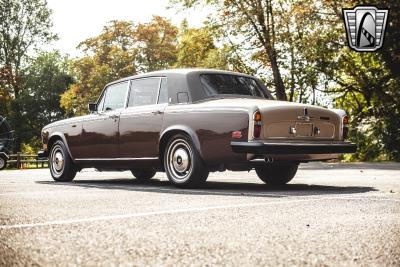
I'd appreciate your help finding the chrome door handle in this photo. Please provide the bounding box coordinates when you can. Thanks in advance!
[108,114,119,119]
[152,110,164,115]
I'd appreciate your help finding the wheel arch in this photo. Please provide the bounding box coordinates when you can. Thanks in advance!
[48,132,74,161]
[159,125,202,164]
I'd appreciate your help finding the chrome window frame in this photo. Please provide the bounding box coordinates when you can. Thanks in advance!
[126,76,165,109]
[97,80,130,113]
[157,77,169,104]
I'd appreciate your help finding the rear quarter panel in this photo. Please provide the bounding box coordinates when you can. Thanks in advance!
[162,105,250,165]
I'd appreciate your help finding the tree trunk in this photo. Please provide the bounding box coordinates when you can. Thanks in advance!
[268,48,287,101]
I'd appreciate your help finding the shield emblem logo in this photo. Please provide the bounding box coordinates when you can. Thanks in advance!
[343,6,389,52]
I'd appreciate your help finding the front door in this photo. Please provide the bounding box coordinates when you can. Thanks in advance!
[79,81,129,158]
[119,77,168,158]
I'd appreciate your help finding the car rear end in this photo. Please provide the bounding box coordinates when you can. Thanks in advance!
[231,102,356,162]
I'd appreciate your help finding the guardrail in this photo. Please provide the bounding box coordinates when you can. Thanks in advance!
[7,153,48,169]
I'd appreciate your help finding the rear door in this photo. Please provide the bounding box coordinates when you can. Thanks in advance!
[119,77,168,158]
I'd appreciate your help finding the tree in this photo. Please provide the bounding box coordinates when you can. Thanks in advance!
[16,51,73,149]
[173,0,287,100]
[61,17,179,115]
[300,0,400,161]
[0,65,15,115]
[0,0,56,97]
[60,21,137,115]
[175,25,228,69]
[366,0,400,79]
[134,16,178,72]
[0,0,56,150]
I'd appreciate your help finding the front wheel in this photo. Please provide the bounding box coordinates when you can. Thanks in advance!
[49,140,77,182]
[255,164,298,186]
[0,156,7,170]
[164,134,209,188]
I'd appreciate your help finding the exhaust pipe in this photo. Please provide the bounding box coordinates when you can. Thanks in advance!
[265,157,274,163]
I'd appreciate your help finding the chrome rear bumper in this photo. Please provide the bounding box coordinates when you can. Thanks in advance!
[231,141,357,155]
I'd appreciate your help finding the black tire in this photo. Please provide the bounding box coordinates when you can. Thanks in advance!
[131,169,156,180]
[255,164,298,186]
[164,133,209,188]
[49,140,77,182]
[0,156,7,170]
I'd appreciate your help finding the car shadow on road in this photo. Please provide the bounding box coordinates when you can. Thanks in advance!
[300,162,400,170]
[36,178,378,198]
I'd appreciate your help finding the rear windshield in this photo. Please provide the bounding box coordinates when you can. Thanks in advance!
[200,74,270,99]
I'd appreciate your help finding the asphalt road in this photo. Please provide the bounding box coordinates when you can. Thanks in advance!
[0,162,399,266]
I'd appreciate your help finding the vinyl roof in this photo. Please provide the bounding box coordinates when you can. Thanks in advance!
[108,68,254,86]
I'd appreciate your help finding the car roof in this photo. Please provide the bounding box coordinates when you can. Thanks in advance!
[106,68,254,87]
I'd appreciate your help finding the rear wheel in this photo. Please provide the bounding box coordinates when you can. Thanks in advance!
[255,163,298,186]
[164,134,208,188]
[131,169,156,180]
[0,156,6,170]
[49,140,77,182]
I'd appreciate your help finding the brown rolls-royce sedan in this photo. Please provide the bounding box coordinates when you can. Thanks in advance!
[39,69,356,188]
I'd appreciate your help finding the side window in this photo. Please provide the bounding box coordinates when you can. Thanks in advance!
[158,78,168,104]
[102,82,128,111]
[128,78,160,107]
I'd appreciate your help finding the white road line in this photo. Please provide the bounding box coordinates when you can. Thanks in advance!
[0,189,102,196]
[0,199,314,229]
[1,196,399,230]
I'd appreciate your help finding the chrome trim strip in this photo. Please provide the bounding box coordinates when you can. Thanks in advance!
[167,108,249,113]
[74,157,159,161]
[124,80,132,109]
[156,77,162,104]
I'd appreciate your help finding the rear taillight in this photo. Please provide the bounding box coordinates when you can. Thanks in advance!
[253,111,262,139]
[343,115,349,125]
[342,115,349,139]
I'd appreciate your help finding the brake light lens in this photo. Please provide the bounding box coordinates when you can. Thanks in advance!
[253,111,262,139]
[343,115,349,125]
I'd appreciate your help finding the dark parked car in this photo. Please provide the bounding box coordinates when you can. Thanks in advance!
[0,115,13,170]
[39,69,356,187]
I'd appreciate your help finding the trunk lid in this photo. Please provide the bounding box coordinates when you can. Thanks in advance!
[258,103,341,140]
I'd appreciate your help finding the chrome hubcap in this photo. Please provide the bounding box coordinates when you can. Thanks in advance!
[54,152,64,171]
[167,139,193,181]
[51,145,64,176]
[173,148,189,172]
[0,158,5,169]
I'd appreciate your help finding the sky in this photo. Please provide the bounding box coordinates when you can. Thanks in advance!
[46,0,210,57]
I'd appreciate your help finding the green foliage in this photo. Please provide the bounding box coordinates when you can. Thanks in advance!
[21,138,41,154]
[175,26,228,69]
[0,0,57,151]
[135,16,179,72]
[61,20,138,115]
[0,0,57,94]
[13,51,73,151]
[60,17,230,116]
